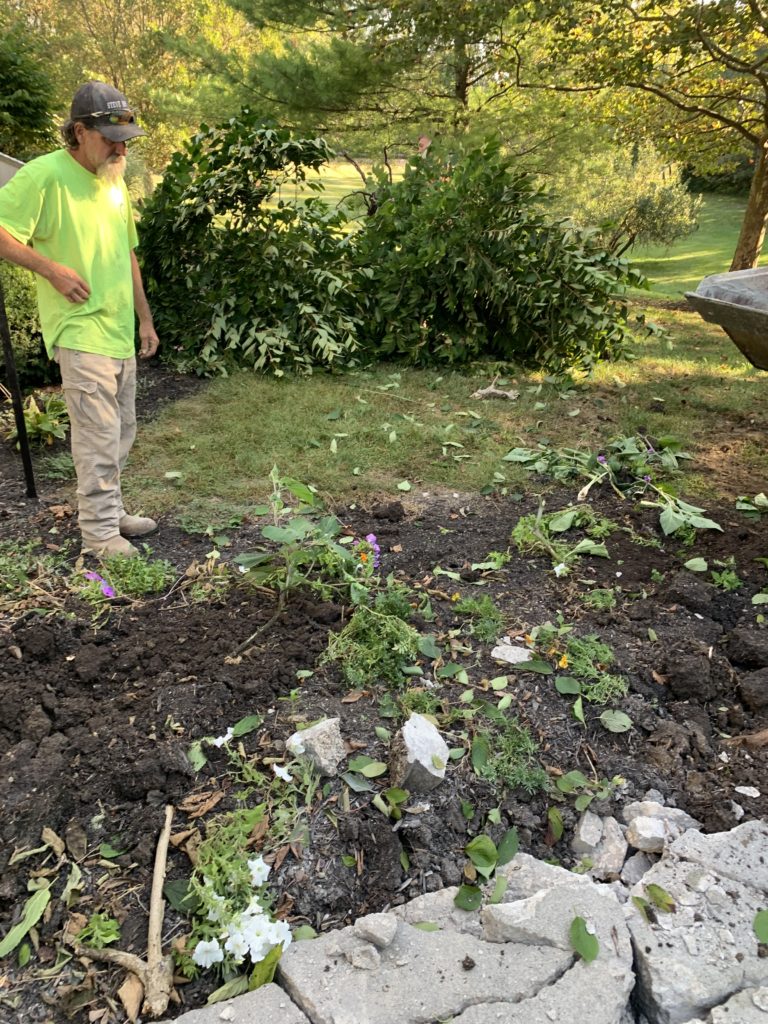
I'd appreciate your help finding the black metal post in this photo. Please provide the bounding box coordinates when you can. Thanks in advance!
[0,277,37,499]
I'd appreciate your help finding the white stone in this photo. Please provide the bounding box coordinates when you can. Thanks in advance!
[497,852,592,902]
[572,810,604,857]
[622,800,700,831]
[490,642,534,665]
[626,815,670,853]
[591,816,629,881]
[389,713,450,793]
[734,785,760,798]
[288,718,346,777]
[344,943,380,970]
[353,912,398,949]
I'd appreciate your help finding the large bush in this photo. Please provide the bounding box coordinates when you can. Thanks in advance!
[140,117,649,377]
[354,140,648,373]
[0,263,56,390]
[138,115,365,376]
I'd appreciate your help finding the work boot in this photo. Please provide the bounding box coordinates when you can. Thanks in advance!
[82,535,139,558]
[119,514,158,538]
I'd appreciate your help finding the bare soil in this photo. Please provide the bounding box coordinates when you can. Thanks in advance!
[1,365,767,1023]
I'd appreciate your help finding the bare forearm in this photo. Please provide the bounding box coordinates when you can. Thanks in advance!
[130,250,154,325]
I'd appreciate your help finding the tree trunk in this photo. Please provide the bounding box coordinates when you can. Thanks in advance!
[730,143,768,271]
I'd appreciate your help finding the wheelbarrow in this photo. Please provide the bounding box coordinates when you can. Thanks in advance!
[685,267,768,371]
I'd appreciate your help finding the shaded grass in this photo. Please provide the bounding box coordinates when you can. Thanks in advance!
[126,301,768,522]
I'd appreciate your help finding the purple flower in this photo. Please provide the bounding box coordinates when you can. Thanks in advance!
[597,455,607,465]
[84,571,115,598]
[643,475,651,483]
[101,584,116,598]
[365,532,381,569]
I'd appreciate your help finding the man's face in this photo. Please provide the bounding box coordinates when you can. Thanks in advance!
[73,124,127,180]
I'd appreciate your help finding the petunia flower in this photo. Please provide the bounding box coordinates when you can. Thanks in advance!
[192,938,224,968]
[272,763,293,783]
[247,856,271,888]
[365,533,381,568]
[597,455,607,465]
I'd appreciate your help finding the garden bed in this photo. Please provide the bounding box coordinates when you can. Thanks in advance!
[0,369,767,1023]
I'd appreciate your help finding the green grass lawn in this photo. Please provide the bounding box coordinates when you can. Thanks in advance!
[629,193,748,298]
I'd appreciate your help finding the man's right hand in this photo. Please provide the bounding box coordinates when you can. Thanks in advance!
[48,264,91,303]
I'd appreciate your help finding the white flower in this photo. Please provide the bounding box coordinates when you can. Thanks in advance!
[272,763,293,782]
[240,913,273,962]
[285,734,305,756]
[212,727,234,748]
[224,926,250,963]
[269,918,292,951]
[192,938,224,968]
[206,891,227,923]
[247,855,271,888]
[553,563,568,578]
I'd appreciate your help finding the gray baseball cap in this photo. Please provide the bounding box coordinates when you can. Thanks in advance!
[70,81,146,142]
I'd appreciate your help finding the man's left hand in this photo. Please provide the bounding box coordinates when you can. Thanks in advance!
[139,322,159,360]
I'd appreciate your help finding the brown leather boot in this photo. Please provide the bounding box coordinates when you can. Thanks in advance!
[82,535,139,558]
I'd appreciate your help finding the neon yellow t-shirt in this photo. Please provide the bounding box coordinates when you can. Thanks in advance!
[0,149,138,358]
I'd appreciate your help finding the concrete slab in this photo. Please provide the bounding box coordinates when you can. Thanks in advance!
[158,983,310,1024]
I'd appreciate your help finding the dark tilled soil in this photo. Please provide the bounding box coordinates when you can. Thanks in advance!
[1,367,767,1023]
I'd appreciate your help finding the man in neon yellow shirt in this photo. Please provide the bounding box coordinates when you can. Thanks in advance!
[0,81,159,557]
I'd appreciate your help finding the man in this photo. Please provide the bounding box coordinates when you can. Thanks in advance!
[0,81,159,557]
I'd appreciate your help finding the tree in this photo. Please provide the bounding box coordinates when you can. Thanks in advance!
[0,21,56,158]
[516,0,768,269]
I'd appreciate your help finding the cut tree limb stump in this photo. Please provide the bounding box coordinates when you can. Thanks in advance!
[77,804,175,1019]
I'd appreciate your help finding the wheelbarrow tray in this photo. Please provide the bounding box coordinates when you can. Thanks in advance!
[685,267,768,371]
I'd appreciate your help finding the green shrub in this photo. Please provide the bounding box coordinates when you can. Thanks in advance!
[138,114,365,376]
[321,605,420,688]
[0,263,56,389]
[353,138,651,375]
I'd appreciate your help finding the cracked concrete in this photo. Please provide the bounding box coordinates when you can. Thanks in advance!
[162,826,768,1024]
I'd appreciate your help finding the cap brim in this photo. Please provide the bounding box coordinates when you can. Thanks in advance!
[97,124,146,142]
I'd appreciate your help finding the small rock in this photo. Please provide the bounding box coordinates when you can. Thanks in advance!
[734,785,760,799]
[620,851,655,887]
[389,714,450,793]
[571,810,603,857]
[353,913,398,949]
[591,816,629,881]
[622,801,700,831]
[345,942,381,970]
[625,816,668,853]
[287,718,345,776]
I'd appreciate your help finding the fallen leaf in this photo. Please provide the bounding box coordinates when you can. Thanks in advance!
[169,829,196,848]
[341,691,368,703]
[177,790,225,818]
[726,728,768,749]
[41,827,66,860]
[64,821,88,862]
[651,670,667,686]
[117,973,144,1023]
[391,544,403,553]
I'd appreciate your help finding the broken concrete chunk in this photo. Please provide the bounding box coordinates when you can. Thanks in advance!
[620,851,656,887]
[591,816,629,881]
[622,800,701,831]
[287,718,345,776]
[572,809,604,857]
[668,818,768,891]
[625,815,670,853]
[344,942,381,970]
[389,713,449,793]
[353,912,398,949]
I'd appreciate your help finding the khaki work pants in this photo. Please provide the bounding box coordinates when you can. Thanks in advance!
[56,348,137,543]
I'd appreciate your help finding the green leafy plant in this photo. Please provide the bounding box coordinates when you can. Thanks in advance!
[76,912,121,949]
[454,827,519,911]
[454,595,505,643]
[555,771,625,812]
[2,392,69,447]
[76,549,175,604]
[570,916,599,963]
[511,503,612,575]
[322,605,421,688]
[0,262,56,389]
[470,709,548,794]
[0,539,63,600]
[580,588,617,611]
[709,558,742,592]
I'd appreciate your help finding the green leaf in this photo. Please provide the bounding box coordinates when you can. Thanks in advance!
[466,835,498,879]
[489,676,508,690]
[341,854,356,868]
[497,694,512,710]
[163,878,201,915]
[523,659,553,675]
[418,635,441,659]
[684,557,708,572]
[574,793,594,812]
[412,921,440,932]
[0,886,51,957]
[232,714,263,738]
[569,916,599,963]
[659,506,685,536]
[249,942,282,990]
[547,806,564,841]
[454,884,483,911]
[17,942,31,968]
[556,770,589,793]
[647,628,658,642]
[471,734,490,774]
[489,876,508,904]
[397,480,412,491]
[375,726,391,743]
[340,771,374,793]
[753,909,768,944]
[646,883,676,914]
[632,895,651,923]
[497,827,519,866]
[207,975,250,1005]
[555,676,582,695]
[599,710,633,733]
[400,849,410,872]
[98,842,124,859]
[461,799,474,820]
[360,761,388,778]
[293,925,318,941]
[573,695,585,724]
[752,593,768,605]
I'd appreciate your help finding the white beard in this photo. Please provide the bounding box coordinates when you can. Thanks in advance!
[97,154,127,183]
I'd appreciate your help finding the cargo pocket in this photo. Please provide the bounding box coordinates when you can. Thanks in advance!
[63,379,111,432]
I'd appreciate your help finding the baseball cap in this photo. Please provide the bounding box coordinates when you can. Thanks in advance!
[70,81,146,142]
